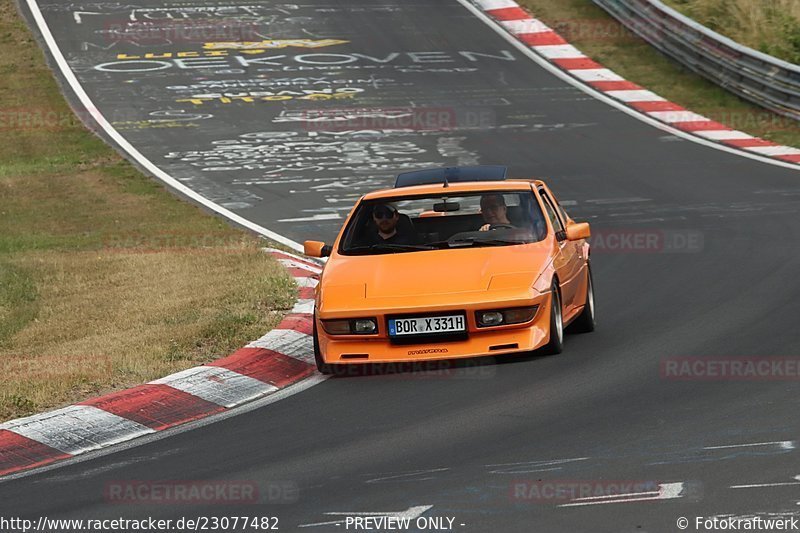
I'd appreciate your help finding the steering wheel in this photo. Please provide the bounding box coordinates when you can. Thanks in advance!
[489,223,514,230]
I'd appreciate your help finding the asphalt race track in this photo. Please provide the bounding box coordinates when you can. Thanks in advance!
[6,0,800,531]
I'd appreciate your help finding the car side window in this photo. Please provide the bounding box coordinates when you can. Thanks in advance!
[539,190,564,234]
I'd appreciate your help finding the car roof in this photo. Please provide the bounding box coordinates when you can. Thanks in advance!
[362,179,545,201]
[395,165,508,188]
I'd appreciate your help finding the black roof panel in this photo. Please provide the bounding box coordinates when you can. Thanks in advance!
[394,166,508,188]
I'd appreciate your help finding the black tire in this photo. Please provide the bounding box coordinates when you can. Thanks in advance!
[312,314,335,375]
[541,283,564,355]
[569,264,596,334]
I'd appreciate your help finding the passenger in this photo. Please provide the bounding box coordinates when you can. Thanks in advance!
[478,194,514,231]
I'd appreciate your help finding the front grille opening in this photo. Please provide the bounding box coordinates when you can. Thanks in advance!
[489,343,519,351]
[340,353,369,360]
[389,332,469,345]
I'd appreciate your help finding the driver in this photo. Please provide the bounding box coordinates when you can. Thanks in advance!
[364,202,417,245]
[479,194,514,231]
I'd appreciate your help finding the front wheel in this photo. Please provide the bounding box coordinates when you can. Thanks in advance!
[312,314,334,375]
[569,264,595,334]
[541,283,564,355]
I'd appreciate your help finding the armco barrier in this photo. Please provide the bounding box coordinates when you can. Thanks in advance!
[592,0,800,121]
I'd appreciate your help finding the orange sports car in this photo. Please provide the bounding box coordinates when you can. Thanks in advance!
[303,166,594,374]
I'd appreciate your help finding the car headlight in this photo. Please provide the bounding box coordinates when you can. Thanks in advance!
[476,306,539,328]
[321,318,378,335]
[477,311,504,327]
[353,319,378,334]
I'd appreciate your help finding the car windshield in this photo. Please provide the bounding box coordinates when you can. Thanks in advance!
[339,190,547,255]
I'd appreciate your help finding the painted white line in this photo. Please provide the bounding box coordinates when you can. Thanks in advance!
[151,366,278,408]
[486,457,589,466]
[570,68,625,83]
[567,490,659,502]
[486,457,588,474]
[695,130,753,141]
[278,213,341,222]
[559,482,684,507]
[747,146,800,156]
[532,44,586,59]
[732,482,800,489]
[22,0,306,251]
[325,507,433,516]
[455,0,800,170]
[476,0,519,9]
[366,468,450,484]
[501,19,550,35]
[711,512,800,521]
[648,111,709,123]
[585,196,651,204]
[247,329,314,364]
[494,466,562,474]
[703,440,796,450]
[1,405,154,455]
[732,474,800,489]
[299,506,433,528]
[605,90,666,102]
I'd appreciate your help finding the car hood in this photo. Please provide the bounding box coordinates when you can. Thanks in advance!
[321,243,551,302]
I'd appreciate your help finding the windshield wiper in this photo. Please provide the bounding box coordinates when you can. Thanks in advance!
[448,238,526,247]
[423,240,454,249]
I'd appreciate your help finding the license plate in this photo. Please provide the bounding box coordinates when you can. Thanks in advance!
[388,314,466,337]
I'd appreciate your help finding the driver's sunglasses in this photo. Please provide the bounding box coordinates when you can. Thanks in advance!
[373,207,396,219]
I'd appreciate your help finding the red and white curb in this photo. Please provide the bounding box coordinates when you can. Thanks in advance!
[473,0,800,166]
[0,248,321,478]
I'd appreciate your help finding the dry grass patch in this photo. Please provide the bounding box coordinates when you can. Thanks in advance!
[0,166,244,253]
[0,247,296,421]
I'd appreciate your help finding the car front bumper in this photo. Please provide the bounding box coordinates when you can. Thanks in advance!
[317,296,553,364]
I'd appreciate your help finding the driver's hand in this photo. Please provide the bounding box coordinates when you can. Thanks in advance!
[479,224,490,232]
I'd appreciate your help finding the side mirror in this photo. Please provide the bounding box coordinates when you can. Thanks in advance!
[566,222,591,241]
[304,240,332,257]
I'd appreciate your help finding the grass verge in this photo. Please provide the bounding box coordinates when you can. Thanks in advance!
[517,0,800,148]
[0,2,297,421]
[664,0,800,64]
